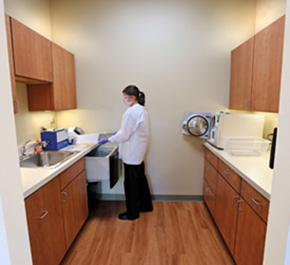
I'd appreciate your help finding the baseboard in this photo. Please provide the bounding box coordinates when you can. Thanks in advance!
[98,194,204,202]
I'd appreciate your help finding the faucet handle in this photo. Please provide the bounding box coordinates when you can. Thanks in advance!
[23,139,31,147]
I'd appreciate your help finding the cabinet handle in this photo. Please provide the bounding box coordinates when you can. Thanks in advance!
[252,198,263,206]
[223,169,230,175]
[62,192,68,202]
[237,200,243,211]
[245,99,250,110]
[205,188,210,193]
[232,196,239,207]
[206,167,211,171]
[207,154,212,158]
[37,211,48,220]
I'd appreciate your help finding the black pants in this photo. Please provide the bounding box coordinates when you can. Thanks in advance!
[123,162,153,218]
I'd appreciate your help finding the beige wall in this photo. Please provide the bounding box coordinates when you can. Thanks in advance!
[14,84,57,145]
[255,0,286,32]
[4,0,56,147]
[50,0,257,195]
[4,0,51,38]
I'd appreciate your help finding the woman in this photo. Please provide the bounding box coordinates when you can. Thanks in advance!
[99,85,153,220]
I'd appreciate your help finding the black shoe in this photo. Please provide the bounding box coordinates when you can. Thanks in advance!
[118,212,139,220]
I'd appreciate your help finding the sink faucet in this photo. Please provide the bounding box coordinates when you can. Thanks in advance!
[20,140,36,159]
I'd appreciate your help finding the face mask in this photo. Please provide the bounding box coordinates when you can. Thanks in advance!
[123,98,132,106]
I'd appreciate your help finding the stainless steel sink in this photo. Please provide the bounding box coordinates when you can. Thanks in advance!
[20,151,76,168]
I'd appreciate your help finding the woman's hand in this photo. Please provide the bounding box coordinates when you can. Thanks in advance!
[98,138,109,145]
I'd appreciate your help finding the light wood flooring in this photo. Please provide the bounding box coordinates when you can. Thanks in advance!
[61,201,235,265]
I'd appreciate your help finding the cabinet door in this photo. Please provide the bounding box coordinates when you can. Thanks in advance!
[25,177,66,265]
[5,15,18,113]
[203,179,216,217]
[11,18,53,82]
[61,170,89,248]
[27,43,77,111]
[52,43,77,110]
[251,16,285,112]
[234,200,267,265]
[229,37,254,110]
[215,174,239,255]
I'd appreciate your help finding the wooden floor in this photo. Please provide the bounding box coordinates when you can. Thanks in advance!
[61,201,235,265]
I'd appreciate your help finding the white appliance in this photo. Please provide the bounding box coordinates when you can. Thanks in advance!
[181,112,215,139]
[182,112,265,149]
[85,145,119,188]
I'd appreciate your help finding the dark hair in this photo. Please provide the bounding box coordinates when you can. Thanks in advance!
[122,85,145,106]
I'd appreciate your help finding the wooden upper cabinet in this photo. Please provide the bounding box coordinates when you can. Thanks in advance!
[251,15,285,113]
[52,43,77,110]
[27,43,77,111]
[5,15,18,113]
[229,15,285,113]
[229,37,254,110]
[25,177,66,265]
[234,199,267,265]
[11,17,53,82]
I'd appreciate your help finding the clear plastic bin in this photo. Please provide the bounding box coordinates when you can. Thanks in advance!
[224,137,270,156]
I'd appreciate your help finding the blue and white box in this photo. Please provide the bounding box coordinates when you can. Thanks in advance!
[41,129,69,150]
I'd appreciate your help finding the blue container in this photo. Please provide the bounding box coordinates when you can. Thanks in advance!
[41,129,68,150]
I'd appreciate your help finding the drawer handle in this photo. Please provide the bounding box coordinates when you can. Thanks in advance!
[232,196,239,207]
[223,170,230,175]
[37,211,48,220]
[252,198,263,206]
[61,192,68,202]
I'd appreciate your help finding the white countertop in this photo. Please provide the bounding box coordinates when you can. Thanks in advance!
[21,143,99,198]
[204,142,273,200]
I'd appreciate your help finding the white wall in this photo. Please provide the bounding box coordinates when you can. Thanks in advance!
[4,0,57,147]
[263,1,290,263]
[50,0,257,195]
[255,0,286,32]
[0,1,32,264]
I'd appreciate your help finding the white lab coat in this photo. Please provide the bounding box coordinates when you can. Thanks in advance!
[108,104,149,165]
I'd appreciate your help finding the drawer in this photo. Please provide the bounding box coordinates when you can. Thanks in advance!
[218,160,241,193]
[241,179,269,223]
[204,148,218,169]
[203,179,216,217]
[59,158,85,190]
[204,159,218,193]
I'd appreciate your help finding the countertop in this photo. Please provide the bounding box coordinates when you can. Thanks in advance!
[204,142,273,200]
[21,143,99,198]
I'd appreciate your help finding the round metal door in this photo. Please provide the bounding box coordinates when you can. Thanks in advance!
[186,115,209,137]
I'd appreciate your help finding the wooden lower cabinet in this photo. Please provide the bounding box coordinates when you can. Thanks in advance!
[203,179,216,217]
[61,170,89,248]
[215,174,239,255]
[25,177,66,265]
[203,147,269,265]
[25,159,89,264]
[234,200,267,265]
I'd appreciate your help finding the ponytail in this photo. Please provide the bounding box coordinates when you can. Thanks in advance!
[138,91,145,106]
[122,85,146,106]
